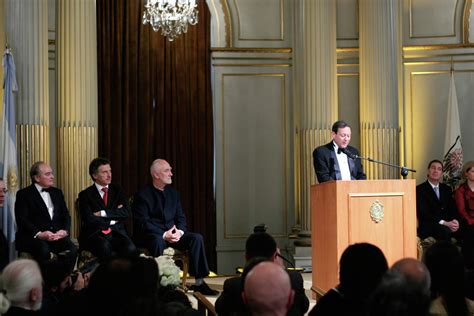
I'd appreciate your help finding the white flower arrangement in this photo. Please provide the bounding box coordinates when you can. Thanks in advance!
[153,247,182,288]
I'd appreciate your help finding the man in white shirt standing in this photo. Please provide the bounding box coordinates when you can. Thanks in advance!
[313,120,367,183]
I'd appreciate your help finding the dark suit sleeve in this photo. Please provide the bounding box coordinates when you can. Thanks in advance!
[173,191,187,232]
[132,189,166,237]
[352,147,366,180]
[417,185,439,226]
[289,271,310,315]
[313,147,332,183]
[105,186,130,220]
[15,189,40,237]
[78,190,109,232]
[55,189,72,232]
[215,278,244,316]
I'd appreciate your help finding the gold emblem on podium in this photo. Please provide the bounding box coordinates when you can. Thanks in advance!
[370,200,384,223]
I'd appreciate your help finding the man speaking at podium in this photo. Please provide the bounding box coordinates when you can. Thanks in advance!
[313,120,366,183]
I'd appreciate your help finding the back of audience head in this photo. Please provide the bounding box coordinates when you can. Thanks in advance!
[391,257,431,296]
[338,243,388,301]
[245,232,277,261]
[423,240,469,315]
[0,259,43,313]
[367,268,431,316]
[243,261,294,316]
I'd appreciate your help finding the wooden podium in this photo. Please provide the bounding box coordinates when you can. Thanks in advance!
[310,179,417,297]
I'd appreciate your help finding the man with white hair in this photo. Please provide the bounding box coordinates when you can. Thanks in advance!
[243,261,295,316]
[133,159,218,295]
[0,259,43,314]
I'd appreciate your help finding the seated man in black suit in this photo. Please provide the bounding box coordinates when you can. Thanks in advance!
[132,158,218,295]
[416,159,460,241]
[15,161,77,270]
[313,120,366,183]
[77,157,136,259]
[215,232,310,316]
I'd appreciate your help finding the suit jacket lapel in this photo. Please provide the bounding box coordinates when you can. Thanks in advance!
[329,148,341,180]
[348,156,356,179]
[30,185,49,215]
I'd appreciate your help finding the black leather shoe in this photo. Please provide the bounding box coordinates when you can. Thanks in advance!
[189,281,219,296]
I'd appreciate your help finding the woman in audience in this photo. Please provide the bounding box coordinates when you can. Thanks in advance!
[309,243,388,316]
[423,240,474,316]
[454,160,474,268]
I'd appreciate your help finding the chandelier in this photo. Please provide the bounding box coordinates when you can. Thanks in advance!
[142,0,199,41]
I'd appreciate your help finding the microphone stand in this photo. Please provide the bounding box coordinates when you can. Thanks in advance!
[342,149,416,179]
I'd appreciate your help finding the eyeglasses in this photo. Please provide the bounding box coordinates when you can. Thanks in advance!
[1,189,7,194]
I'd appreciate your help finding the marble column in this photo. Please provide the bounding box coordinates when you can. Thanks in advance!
[359,0,402,179]
[293,0,338,265]
[5,0,50,187]
[56,0,98,237]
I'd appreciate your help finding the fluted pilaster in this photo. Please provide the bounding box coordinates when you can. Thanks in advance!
[57,0,98,237]
[295,0,338,236]
[6,0,50,188]
[359,0,401,179]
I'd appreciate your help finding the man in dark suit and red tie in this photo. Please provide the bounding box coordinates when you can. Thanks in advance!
[133,158,218,295]
[15,161,77,269]
[313,120,366,183]
[416,159,460,241]
[77,157,136,259]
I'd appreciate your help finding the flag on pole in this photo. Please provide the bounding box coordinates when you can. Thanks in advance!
[1,47,19,261]
[443,71,463,189]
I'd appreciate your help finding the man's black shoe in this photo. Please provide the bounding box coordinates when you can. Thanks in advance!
[189,281,219,296]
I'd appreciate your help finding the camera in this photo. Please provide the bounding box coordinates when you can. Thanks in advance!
[253,224,267,233]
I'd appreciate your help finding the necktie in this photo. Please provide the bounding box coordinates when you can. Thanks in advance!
[102,187,108,206]
[434,186,440,199]
[101,187,111,235]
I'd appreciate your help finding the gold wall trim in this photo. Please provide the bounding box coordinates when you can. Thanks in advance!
[212,56,292,60]
[211,47,292,52]
[336,47,359,53]
[337,73,359,76]
[221,0,233,47]
[405,60,474,65]
[463,0,472,43]
[213,63,291,67]
[234,0,284,41]
[409,0,458,39]
[403,44,474,50]
[220,73,288,239]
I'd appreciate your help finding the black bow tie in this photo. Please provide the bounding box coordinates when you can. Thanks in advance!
[41,187,52,193]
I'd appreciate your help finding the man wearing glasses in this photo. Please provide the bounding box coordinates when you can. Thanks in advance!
[313,120,366,183]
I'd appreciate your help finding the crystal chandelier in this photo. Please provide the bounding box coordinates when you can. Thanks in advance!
[142,0,199,41]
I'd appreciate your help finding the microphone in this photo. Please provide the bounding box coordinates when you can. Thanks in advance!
[339,147,358,159]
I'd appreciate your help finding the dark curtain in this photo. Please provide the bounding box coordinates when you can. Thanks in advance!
[96,0,215,269]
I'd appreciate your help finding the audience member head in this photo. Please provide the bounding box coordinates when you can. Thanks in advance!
[338,243,388,301]
[461,161,474,183]
[88,157,112,186]
[87,255,159,314]
[29,161,54,187]
[423,240,469,315]
[367,269,431,316]
[391,258,431,296]
[245,232,277,261]
[41,258,74,294]
[243,261,294,316]
[0,178,6,207]
[0,259,43,313]
[426,160,444,184]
